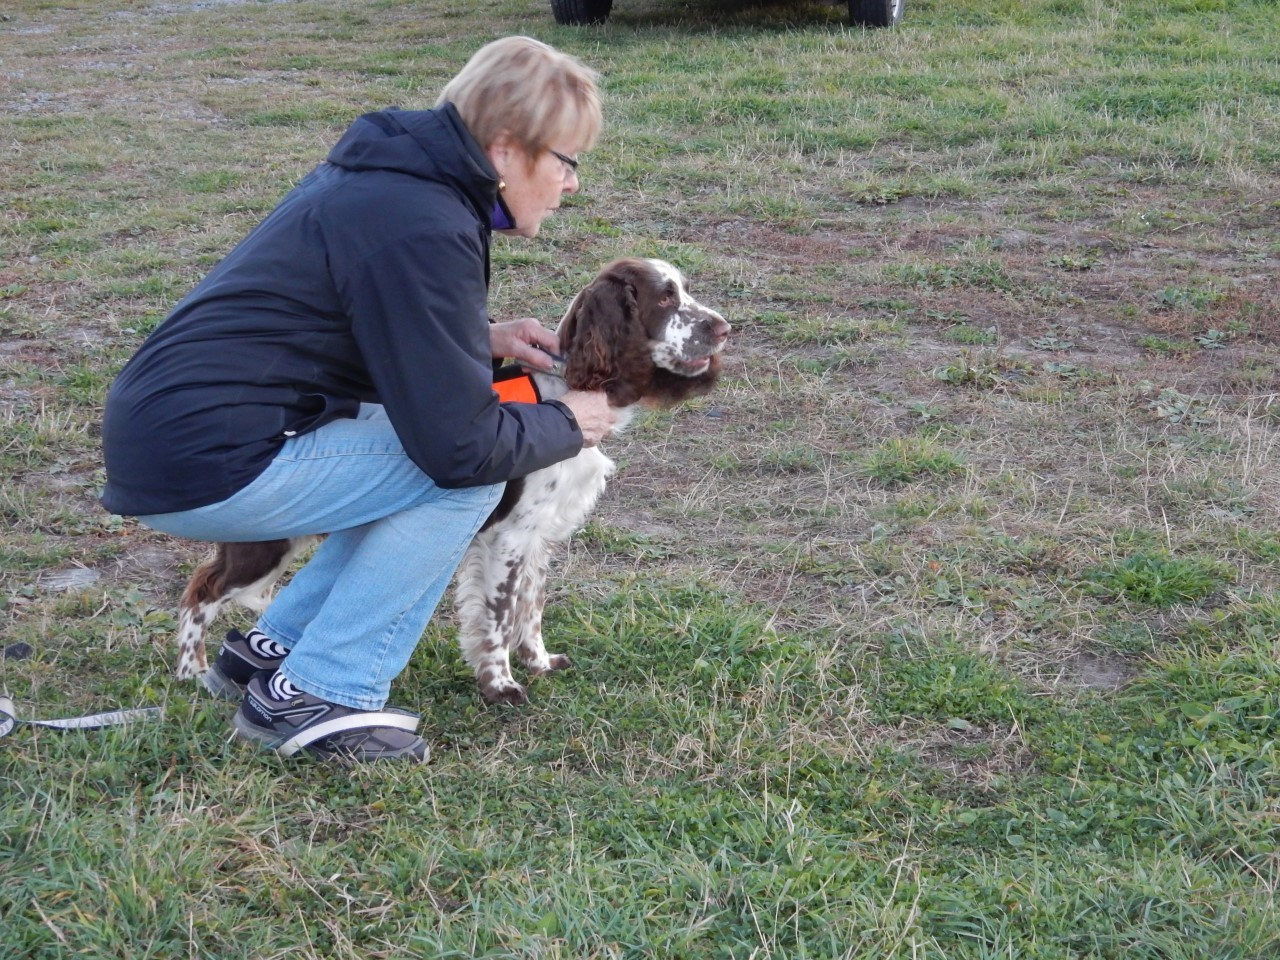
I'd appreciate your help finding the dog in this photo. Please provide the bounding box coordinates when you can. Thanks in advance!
[173,257,731,704]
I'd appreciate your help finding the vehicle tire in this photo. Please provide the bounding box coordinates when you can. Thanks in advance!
[551,0,614,25]
[849,0,904,28]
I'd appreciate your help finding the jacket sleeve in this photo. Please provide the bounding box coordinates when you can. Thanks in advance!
[336,222,583,487]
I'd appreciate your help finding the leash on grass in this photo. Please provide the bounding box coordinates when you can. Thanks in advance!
[0,695,163,741]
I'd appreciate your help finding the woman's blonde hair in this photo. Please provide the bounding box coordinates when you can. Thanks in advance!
[437,36,602,157]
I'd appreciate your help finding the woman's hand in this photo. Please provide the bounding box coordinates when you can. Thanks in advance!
[490,318,562,372]
[491,320,613,444]
[559,390,616,447]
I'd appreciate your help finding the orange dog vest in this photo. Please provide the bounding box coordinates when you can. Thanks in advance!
[492,368,541,405]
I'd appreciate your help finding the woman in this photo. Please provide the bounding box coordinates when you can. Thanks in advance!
[100,37,615,763]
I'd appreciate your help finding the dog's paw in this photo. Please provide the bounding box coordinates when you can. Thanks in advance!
[523,652,573,675]
[544,653,573,673]
[481,679,529,706]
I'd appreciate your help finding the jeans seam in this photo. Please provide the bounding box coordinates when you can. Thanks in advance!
[276,449,404,463]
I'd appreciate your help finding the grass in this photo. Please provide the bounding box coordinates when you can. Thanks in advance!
[3,0,1280,957]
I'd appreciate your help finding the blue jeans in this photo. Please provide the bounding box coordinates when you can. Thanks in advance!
[138,405,503,710]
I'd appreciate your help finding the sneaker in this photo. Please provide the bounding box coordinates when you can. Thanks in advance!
[231,672,429,763]
[202,629,288,701]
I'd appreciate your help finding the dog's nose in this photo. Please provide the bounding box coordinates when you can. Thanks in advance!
[683,302,731,345]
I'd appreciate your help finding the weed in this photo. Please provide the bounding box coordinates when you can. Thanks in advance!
[1147,387,1212,426]
[1047,248,1102,271]
[1083,552,1231,606]
[1194,328,1229,349]
[861,436,965,486]
[850,183,909,205]
[1138,334,1194,354]
[943,324,998,346]
[885,260,1014,292]
[1030,334,1076,351]
[1153,284,1228,311]
[931,350,1009,389]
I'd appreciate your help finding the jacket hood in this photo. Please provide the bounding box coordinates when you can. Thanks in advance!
[326,103,500,219]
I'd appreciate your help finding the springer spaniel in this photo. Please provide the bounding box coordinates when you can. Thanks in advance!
[173,257,731,705]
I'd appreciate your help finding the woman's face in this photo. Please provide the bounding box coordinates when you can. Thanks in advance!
[487,137,581,239]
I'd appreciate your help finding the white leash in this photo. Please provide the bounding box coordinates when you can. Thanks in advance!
[0,695,163,740]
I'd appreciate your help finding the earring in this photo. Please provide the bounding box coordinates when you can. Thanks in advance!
[499,179,506,191]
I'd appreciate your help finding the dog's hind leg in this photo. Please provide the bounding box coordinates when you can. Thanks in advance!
[224,535,319,613]
[175,539,304,680]
[176,566,227,680]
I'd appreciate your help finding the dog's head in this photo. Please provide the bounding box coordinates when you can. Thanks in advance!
[557,257,731,408]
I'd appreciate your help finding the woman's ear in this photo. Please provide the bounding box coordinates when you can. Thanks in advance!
[485,131,518,180]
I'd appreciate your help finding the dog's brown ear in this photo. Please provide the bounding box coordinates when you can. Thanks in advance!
[558,264,652,407]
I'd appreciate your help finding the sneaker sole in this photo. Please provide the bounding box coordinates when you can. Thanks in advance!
[308,737,430,764]
[230,706,290,749]
[230,705,429,763]
[201,665,248,701]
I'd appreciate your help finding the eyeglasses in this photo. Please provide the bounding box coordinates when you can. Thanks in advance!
[549,149,580,175]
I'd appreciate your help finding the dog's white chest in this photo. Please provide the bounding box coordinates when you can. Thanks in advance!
[511,446,615,542]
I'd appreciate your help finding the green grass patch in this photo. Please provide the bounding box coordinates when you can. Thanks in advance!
[1083,552,1231,607]
[861,436,966,486]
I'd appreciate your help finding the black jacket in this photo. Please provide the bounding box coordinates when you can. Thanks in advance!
[100,104,582,516]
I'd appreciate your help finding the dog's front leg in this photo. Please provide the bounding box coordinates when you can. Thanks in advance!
[510,541,571,677]
[454,532,528,705]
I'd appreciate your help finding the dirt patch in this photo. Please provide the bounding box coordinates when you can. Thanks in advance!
[1073,652,1140,691]
[890,720,1036,792]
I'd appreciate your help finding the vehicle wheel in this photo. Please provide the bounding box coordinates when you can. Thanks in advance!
[551,0,614,25]
[849,0,904,28]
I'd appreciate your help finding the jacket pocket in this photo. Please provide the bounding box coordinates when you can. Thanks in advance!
[281,393,360,438]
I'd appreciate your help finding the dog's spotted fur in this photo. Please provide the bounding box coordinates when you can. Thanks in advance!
[173,257,730,704]
[175,536,320,680]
